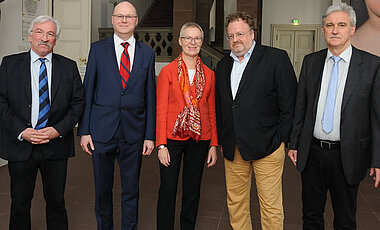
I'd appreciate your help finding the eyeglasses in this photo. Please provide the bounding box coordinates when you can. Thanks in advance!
[113,14,138,21]
[33,29,56,39]
[226,30,252,41]
[180,36,203,43]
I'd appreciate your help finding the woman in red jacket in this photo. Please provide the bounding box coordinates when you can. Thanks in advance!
[156,22,218,230]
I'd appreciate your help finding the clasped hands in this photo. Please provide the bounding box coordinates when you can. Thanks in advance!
[21,127,60,145]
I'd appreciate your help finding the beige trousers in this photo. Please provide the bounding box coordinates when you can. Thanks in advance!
[224,143,285,230]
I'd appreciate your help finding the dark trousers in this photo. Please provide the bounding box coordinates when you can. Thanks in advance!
[301,141,359,230]
[157,139,210,230]
[92,125,143,230]
[8,146,68,230]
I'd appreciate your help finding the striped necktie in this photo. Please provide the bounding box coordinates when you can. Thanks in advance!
[322,56,342,134]
[35,58,50,130]
[120,42,131,89]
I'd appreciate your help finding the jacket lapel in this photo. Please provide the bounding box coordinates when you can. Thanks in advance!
[20,52,32,103]
[342,46,363,111]
[223,56,234,101]
[124,41,142,91]
[105,36,124,90]
[234,44,262,99]
[312,49,328,114]
[51,53,62,103]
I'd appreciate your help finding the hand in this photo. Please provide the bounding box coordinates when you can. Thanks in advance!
[288,149,297,166]
[142,140,154,156]
[207,146,217,167]
[21,128,49,144]
[38,127,60,140]
[80,135,94,155]
[369,168,380,188]
[158,147,170,167]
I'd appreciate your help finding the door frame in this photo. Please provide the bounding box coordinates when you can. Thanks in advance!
[271,24,321,51]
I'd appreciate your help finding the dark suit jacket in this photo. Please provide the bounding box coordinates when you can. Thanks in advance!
[77,36,156,144]
[289,46,380,185]
[0,51,85,161]
[215,44,297,161]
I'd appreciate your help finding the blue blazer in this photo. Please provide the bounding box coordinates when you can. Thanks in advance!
[77,36,156,144]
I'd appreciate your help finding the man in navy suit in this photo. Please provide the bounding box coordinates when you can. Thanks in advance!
[77,1,156,230]
[0,15,85,230]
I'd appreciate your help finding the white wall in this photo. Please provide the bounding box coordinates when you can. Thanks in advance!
[262,0,331,49]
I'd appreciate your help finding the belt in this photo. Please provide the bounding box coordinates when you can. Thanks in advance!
[312,137,340,150]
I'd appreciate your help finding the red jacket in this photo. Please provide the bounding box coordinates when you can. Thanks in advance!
[156,59,218,146]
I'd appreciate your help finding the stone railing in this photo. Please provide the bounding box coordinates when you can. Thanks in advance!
[99,27,173,62]
[98,27,224,66]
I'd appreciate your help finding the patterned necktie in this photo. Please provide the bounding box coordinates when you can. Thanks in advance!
[35,58,50,130]
[120,42,131,89]
[322,56,342,134]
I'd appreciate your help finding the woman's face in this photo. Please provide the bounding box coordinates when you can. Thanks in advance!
[366,0,380,18]
[179,27,203,58]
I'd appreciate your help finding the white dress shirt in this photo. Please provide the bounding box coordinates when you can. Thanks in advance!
[313,45,352,141]
[30,50,52,128]
[230,41,256,100]
[114,34,136,72]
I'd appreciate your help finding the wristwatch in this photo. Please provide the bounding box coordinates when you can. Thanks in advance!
[158,144,166,150]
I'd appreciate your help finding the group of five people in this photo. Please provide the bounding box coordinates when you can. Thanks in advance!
[1,1,380,230]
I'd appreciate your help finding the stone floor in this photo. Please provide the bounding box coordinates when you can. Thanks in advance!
[0,133,380,229]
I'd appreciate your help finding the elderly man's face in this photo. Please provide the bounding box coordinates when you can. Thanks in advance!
[322,11,355,52]
[112,1,138,40]
[28,20,57,57]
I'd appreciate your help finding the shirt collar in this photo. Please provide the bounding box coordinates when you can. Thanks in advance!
[326,44,352,63]
[114,34,136,49]
[30,49,52,63]
[230,40,256,62]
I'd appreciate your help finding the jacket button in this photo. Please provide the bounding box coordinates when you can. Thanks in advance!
[121,92,125,96]
[28,105,31,108]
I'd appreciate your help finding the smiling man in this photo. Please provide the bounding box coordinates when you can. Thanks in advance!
[77,1,156,230]
[215,11,297,230]
[0,15,85,230]
[288,3,380,229]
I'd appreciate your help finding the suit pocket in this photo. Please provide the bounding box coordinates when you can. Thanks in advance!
[360,137,371,149]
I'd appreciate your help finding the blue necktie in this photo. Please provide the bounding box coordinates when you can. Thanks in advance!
[35,58,50,130]
[322,56,341,134]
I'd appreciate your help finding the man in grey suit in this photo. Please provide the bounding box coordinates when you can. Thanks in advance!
[288,3,380,229]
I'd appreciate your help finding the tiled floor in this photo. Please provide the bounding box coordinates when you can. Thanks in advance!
[0,133,380,229]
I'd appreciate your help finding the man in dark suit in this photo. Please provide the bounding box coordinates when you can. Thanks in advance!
[77,1,156,230]
[288,3,380,229]
[0,15,85,230]
[215,11,297,230]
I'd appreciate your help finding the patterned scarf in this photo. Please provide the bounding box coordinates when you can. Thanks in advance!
[172,53,205,141]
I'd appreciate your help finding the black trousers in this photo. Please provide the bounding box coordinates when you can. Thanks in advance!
[157,139,210,230]
[8,146,68,230]
[301,141,359,230]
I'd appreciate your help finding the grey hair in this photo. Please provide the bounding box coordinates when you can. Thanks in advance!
[322,2,356,28]
[179,22,204,40]
[28,15,61,39]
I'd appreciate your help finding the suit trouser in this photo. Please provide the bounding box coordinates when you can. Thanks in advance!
[8,146,68,230]
[157,139,210,230]
[224,142,285,230]
[92,125,143,230]
[301,141,359,230]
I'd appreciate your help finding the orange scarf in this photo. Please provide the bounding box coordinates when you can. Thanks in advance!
[172,53,205,141]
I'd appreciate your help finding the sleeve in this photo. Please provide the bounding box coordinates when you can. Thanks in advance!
[156,65,170,146]
[144,51,157,140]
[208,70,218,146]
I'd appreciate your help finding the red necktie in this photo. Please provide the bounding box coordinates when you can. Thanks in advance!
[120,42,131,89]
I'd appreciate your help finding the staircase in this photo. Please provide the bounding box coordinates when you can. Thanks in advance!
[139,0,173,27]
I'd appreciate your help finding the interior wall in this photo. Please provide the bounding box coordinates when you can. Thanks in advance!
[262,0,331,49]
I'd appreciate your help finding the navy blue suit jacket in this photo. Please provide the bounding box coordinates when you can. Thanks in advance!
[77,36,156,144]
